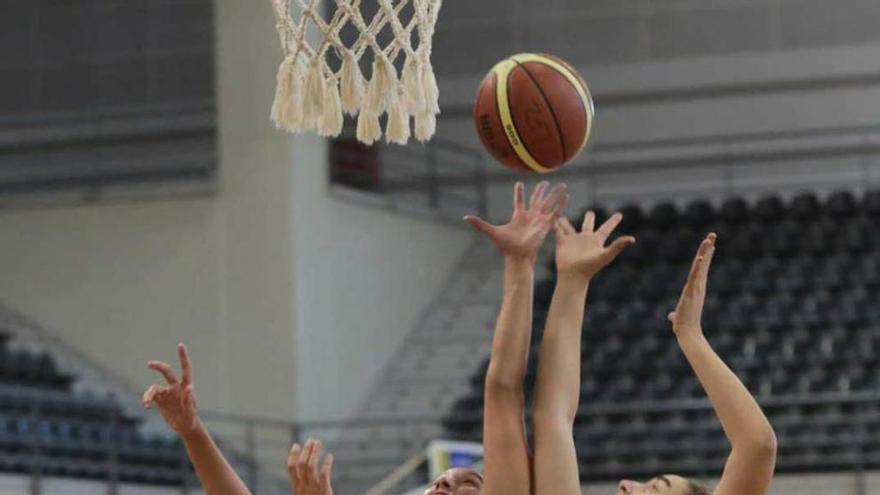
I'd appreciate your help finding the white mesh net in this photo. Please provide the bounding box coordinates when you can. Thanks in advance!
[270,0,443,145]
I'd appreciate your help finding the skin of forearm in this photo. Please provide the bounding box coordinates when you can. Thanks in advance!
[485,257,536,393]
[533,273,590,423]
[677,332,777,453]
[181,420,253,495]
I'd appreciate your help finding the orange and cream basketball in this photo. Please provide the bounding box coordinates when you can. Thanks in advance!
[474,53,595,173]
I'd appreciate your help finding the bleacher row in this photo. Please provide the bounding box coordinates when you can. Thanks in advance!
[0,335,189,485]
[445,189,880,481]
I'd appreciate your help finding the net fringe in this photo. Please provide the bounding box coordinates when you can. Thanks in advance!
[318,77,344,136]
[270,0,442,145]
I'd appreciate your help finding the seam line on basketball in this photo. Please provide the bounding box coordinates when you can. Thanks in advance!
[512,54,594,155]
[494,59,551,173]
[505,65,551,171]
[512,58,568,164]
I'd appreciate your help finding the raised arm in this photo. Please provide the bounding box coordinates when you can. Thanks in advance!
[464,181,567,495]
[143,344,252,495]
[670,234,777,495]
[531,211,634,495]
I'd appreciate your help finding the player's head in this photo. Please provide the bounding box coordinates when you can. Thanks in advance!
[423,467,483,495]
[617,475,709,495]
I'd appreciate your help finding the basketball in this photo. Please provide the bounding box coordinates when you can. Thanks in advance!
[474,53,595,173]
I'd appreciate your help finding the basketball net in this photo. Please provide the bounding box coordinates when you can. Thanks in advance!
[270,0,443,145]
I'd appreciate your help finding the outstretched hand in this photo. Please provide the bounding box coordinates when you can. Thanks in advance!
[553,210,635,281]
[464,181,568,263]
[669,233,717,338]
[143,343,200,438]
[288,438,334,495]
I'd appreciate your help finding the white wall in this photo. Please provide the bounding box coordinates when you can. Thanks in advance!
[290,137,473,421]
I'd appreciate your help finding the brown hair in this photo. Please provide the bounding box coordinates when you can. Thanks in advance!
[687,480,711,495]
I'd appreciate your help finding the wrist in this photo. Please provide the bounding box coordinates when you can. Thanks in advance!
[504,255,536,270]
[555,270,591,287]
[179,418,208,443]
[675,330,707,348]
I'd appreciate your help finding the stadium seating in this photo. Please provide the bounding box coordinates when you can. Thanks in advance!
[445,189,880,481]
[0,336,189,485]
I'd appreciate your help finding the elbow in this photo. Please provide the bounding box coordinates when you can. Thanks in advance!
[484,374,524,397]
[739,430,777,459]
[758,425,778,455]
[761,431,778,457]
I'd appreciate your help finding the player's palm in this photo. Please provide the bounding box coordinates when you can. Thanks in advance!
[154,386,197,434]
[554,211,635,279]
[669,233,717,337]
[288,439,334,495]
[143,344,200,437]
[495,207,559,257]
[465,181,568,262]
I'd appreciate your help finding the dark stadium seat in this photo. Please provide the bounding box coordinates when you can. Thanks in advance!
[789,192,820,223]
[729,225,763,259]
[860,255,880,288]
[827,190,856,218]
[534,278,555,307]
[657,227,700,263]
[647,202,679,228]
[864,189,880,217]
[805,222,835,256]
[720,197,749,226]
[0,346,190,486]
[618,204,645,233]
[0,350,71,389]
[754,195,786,224]
[708,259,743,297]
[766,220,800,258]
[842,221,871,253]
[620,227,660,266]
[682,200,715,229]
